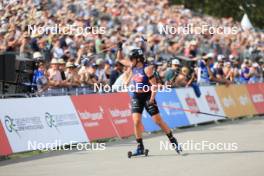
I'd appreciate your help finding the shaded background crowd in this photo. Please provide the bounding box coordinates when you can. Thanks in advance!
[0,0,263,95]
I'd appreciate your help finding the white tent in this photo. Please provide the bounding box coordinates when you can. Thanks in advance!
[241,13,254,31]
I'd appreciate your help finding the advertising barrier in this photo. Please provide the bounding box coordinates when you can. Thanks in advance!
[176,87,225,125]
[71,93,134,140]
[215,85,257,118]
[0,83,262,155]
[246,83,264,115]
[0,121,12,156]
[142,90,190,132]
[0,96,88,153]
[71,94,117,141]
[100,93,134,138]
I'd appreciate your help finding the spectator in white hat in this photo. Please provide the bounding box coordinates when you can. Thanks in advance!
[33,51,43,60]
[165,59,180,86]
[65,62,81,87]
[249,63,261,83]
[47,58,63,87]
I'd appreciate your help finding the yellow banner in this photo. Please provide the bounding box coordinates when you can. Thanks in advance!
[215,85,257,119]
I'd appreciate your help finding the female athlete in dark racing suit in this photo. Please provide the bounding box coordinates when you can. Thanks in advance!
[117,47,181,155]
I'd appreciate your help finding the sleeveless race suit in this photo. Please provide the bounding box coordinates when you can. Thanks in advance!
[130,64,159,116]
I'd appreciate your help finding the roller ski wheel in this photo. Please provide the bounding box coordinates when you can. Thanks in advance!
[144,149,149,156]
[127,149,149,158]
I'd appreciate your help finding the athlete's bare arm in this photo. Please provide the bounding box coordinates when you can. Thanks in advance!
[116,50,133,85]
[116,50,132,67]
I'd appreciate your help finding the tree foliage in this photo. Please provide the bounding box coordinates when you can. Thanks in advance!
[171,0,264,29]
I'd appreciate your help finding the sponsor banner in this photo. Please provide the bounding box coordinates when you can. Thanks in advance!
[157,89,190,128]
[142,110,160,132]
[176,87,224,125]
[215,85,257,118]
[71,94,117,140]
[142,90,190,132]
[101,93,134,138]
[199,86,226,117]
[0,121,12,156]
[246,83,264,114]
[0,96,88,153]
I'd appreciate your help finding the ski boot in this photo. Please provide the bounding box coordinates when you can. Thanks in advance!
[170,137,182,154]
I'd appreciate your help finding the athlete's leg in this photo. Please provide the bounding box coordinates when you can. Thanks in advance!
[131,98,145,154]
[146,101,182,153]
[152,113,171,134]
[132,113,143,139]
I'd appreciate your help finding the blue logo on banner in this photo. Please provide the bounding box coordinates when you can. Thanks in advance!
[142,89,190,132]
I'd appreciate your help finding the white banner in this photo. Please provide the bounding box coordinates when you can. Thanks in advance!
[176,86,225,125]
[0,96,89,153]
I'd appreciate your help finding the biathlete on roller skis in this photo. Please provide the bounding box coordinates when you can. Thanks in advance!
[116,42,182,158]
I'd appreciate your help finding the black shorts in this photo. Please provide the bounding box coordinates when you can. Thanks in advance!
[131,92,159,116]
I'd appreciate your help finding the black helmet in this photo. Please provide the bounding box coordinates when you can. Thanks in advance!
[129,48,144,62]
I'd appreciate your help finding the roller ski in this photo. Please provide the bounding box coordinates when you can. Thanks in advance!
[127,145,149,158]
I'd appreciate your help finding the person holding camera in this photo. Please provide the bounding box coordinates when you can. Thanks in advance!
[164,59,181,87]
[197,53,231,86]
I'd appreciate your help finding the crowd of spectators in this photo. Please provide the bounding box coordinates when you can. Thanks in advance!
[0,0,263,95]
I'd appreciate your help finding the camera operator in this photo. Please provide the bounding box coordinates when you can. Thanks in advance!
[197,53,231,86]
[164,59,181,87]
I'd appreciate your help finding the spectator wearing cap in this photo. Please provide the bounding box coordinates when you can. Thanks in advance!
[230,58,241,83]
[33,63,49,92]
[79,62,98,88]
[33,52,44,60]
[65,62,80,87]
[29,33,41,52]
[197,53,215,85]
[165,59,180,86]
[198,53,231,85]
[240,59,251,84]
[249,63,261,83]
[47,58,63,87]
[214,55,225,81]
[95,58,108,85]
[32,62,46,88]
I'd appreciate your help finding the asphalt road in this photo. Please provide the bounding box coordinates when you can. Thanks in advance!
[1,117,264,176]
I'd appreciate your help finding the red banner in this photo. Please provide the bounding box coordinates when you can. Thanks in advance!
[71,94,117,141]
[0,120,12,156]
[71,93,134,140]
[102,93,134,138]
[246,83,264,114]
